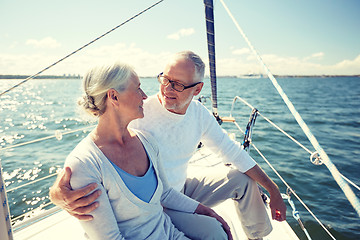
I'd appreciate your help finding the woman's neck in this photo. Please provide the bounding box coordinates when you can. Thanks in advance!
[92,113,133,146]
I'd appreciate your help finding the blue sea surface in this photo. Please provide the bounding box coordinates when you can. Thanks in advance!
[0,77,359,239]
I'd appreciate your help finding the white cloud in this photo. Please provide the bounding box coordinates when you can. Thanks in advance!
[0,42,172,76]
[260,53,360,75]
[26,37,61,49]
[311,52,324,58]
[210,53,360,76]
[1,42,359,77]
[167,28,195,40]
[304,52,324,61]
[9,41,18,49]
[332,55,360,75]
[232,48,250,56]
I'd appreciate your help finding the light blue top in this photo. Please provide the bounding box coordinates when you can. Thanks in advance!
[110,157,157,203]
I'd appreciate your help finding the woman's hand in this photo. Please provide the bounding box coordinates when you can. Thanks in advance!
[194,203,233,240]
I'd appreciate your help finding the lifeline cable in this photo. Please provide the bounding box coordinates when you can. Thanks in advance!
[230,95,360,192]
[0,0,164,98]
[219,0,360,217]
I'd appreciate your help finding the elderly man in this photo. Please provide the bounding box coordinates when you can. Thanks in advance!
[50,51,286,240]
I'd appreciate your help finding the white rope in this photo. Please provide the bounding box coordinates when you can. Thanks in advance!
[219,0,360,217]
[340,173,360,191]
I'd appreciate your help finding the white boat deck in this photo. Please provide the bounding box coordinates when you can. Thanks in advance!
[13,146,299,240]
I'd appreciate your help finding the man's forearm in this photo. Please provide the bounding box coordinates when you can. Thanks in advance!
[244,164,280,195]
[245,164,287,221]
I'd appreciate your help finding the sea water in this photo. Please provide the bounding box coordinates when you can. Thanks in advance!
[0,77,359,239]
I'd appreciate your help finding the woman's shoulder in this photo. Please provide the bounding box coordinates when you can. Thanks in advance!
[65,135,100,167]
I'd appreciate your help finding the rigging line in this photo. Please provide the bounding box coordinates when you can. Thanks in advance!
[231,96,313,154]
[0,125,95,152]
[230,121,335,239]
[259,113,312,154]
[251,143,336,240]
[231,120,335,239]
[6,173,58,193]
[0,0,165,98]
[219,0,360,217]
[340,173,360,191]
[11,201,54,223]
[230,95,360,191]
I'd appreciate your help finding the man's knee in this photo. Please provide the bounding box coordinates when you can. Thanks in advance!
[227,169,251,185]
[227,169,259,197]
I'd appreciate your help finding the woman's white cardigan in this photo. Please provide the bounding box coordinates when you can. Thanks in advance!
[65,130,199,240]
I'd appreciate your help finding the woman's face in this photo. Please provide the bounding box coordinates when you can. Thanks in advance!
[117,74,147,121]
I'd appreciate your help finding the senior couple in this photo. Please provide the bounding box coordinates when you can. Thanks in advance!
[51,51,286,240]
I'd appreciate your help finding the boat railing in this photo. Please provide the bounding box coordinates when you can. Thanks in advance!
[1,125,95,230]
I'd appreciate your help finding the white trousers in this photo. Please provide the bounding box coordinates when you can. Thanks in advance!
[165,165,272,239]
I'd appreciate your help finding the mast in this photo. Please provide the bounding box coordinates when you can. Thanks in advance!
[203,0,220,120]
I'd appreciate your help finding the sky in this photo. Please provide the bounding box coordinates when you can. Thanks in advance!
[1,0,360,77]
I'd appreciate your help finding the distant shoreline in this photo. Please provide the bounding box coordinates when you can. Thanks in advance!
[0,74,359,79]
[206,74,360,78]
[0,75,81,80]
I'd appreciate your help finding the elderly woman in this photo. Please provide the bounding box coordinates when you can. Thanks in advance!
[64,62,230,240]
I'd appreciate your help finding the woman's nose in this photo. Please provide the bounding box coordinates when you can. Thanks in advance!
[141,89,147,99]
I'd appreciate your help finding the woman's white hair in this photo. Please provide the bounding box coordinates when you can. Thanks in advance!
[78,62,136,116]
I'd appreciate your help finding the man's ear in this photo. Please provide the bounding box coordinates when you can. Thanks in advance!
[193,82,204,96]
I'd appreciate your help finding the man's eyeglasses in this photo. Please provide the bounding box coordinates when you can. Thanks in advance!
[157,72,202,92]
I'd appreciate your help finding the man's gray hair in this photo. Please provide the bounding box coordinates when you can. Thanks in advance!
[174,51,205,82]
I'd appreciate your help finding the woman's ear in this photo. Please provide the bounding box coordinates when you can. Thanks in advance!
[107,89,118,103]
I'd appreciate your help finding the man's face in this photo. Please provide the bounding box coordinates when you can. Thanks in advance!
[158,58,203,115]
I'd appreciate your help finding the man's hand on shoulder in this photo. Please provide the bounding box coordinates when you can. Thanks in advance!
[49,167,101,221]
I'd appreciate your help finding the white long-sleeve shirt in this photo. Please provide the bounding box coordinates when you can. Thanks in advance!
[65,130,198,240]
[130,95,256,191]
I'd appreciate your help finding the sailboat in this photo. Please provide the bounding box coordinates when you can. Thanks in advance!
[1,0,359,239]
